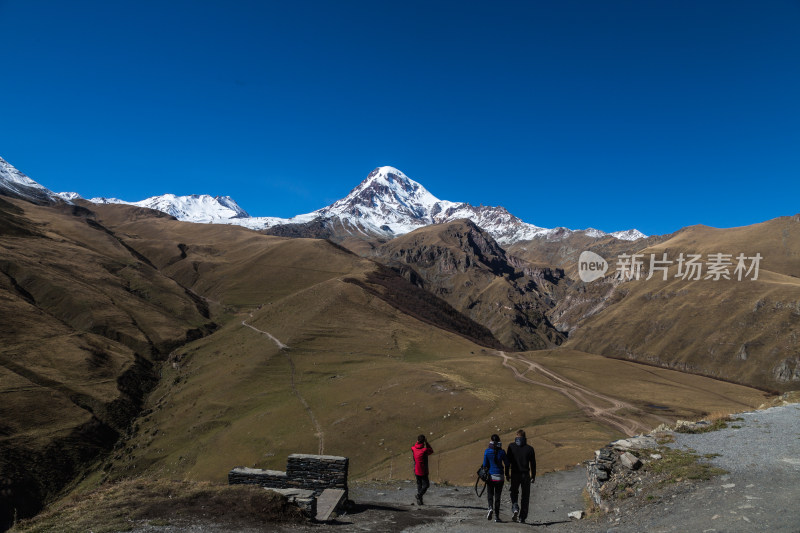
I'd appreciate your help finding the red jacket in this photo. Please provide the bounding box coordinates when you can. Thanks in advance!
[411,442,434,475]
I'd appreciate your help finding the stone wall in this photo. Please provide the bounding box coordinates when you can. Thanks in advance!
[229,454,349,500]
[585,435,654,510]
[286,454,348,495]
[228,468,290,488]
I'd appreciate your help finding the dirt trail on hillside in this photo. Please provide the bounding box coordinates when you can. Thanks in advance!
[242,314,325,454]
[494,351,660,436]
[241,320,288,350]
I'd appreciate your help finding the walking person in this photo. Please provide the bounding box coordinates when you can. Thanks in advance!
[505,429,536,523]
[482,434,509,522]
[411,434,433,505]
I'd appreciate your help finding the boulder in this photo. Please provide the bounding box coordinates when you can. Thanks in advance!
[619,452,642,470]
[611,435,657,450]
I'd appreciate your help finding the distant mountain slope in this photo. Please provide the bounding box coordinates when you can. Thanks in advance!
[507,231,672,280]
[75,202,765,501]
[0,196,213,530]
[261,166,647,244]
[559,214,800,392]
[89,193,252,224]
[52,162,644,245]
[371,219,568,350]
[0,156,62,206]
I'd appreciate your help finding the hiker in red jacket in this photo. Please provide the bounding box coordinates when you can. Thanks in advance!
[411,434,434,505]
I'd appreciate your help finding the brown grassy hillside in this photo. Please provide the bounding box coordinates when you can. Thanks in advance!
[80,207,766,489]
[0,198,212,529]
[563,215,800,392]
[371,219,567,350]
[94,280,766,489]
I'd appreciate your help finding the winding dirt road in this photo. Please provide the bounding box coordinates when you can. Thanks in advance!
[494,351,665,436]
[242,314,325,454]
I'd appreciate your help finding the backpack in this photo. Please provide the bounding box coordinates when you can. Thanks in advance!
[475,464,489,497]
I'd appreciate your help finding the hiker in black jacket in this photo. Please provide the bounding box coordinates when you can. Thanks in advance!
[504,429,536,523]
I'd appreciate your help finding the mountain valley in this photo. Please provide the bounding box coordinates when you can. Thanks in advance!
[0,155,795,531]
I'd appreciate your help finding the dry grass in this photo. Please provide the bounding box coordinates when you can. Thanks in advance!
[563,215,800,392]
[673,412,749,434]
[0,198,214,529]
[640,447,727,484]
[522,349,767,425]
[10,478,305,533]
[581,488,601,518]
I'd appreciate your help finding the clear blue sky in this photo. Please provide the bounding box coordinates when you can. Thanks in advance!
[1,1,798,235]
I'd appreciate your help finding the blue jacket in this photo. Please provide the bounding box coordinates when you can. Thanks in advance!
[483,445,509,478]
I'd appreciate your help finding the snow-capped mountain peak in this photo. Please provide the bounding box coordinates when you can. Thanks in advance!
[0,156,63,205]
[56,192,83,201]
[609,228,647,241]
[80,165,645,243]
[0,154,646,244]
[316,166,447,233]
[88,193,250,224]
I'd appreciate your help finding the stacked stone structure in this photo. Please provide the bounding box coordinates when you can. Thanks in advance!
[229,453,349,517]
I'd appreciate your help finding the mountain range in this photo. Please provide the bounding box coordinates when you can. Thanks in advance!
[2,151,796,531]
[39,162,647,244]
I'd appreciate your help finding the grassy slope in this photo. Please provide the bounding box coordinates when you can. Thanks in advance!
[565,215,800,391]
[0,199,211,528]
[81,207,767,488]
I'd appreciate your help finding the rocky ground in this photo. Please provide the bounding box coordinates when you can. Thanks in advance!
[597,402,800,533]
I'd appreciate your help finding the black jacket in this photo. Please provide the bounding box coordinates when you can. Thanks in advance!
[505,436,536,480]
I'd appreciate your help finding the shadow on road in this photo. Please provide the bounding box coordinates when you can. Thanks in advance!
[431,504,486,510]
[529,520,572,526]
[345,502,410,515]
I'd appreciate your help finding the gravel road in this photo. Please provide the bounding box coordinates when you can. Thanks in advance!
[596,403,800,533]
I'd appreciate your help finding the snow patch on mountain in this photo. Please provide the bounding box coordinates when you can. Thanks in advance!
[314,166,448,235]
[274,166,647,244]
[56,192,83,201]
[610,229,647,241]
[0,156,63,205]
[90,194,252,224]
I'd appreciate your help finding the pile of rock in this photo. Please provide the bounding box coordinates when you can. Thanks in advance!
[586,435,656,509]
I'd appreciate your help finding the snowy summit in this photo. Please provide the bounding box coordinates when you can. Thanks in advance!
[89,194,251,224]
[0,154,646,244]
[0,156,62,205]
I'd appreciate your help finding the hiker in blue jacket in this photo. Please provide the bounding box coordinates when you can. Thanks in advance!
[482,434,509,522]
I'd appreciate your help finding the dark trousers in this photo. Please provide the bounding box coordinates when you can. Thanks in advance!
[415,474,430,497]
[486,479,503,516]
[510,473,531,520]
